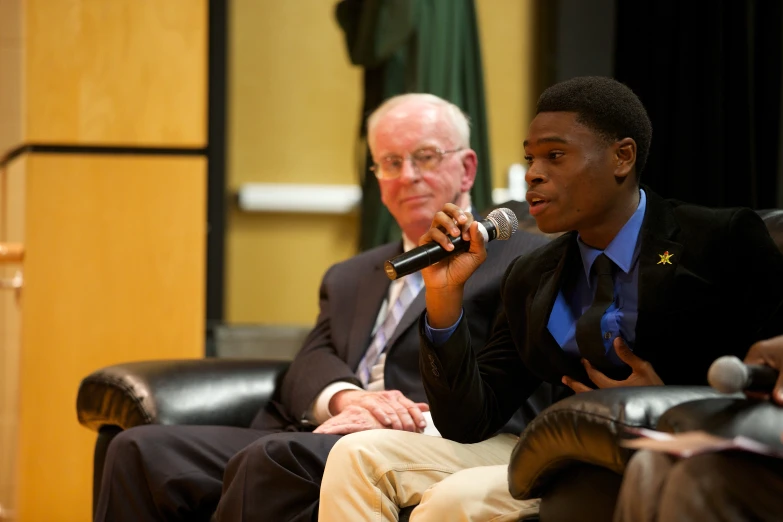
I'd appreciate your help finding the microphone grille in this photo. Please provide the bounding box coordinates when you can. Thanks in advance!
[487,208,518,240]
[707,355,749,393]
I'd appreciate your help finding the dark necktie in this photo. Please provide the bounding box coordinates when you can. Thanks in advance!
[575,253,615,369]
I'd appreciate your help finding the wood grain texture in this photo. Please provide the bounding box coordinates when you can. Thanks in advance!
[14,154,205,522]
[0,156,25,522]
[0,0,24,156]
[25,0,207,146]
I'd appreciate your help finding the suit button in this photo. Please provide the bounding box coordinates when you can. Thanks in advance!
[604,332,611,340]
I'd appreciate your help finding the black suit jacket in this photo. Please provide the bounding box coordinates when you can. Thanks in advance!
[252,225,551,432]
[421,190,783,443]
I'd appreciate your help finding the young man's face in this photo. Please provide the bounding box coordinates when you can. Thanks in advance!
[523,111,626,246]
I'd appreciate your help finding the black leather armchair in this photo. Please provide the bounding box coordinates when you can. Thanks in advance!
[507,209,783,521]
[77,359,289,514]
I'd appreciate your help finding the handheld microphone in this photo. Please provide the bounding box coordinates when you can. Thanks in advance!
[707,355,779,394]
[383,208,519,280]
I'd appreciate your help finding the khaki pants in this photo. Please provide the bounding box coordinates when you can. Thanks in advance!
[318,430,540,522]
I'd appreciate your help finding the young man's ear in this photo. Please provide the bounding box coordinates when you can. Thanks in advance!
[614,138,637,179]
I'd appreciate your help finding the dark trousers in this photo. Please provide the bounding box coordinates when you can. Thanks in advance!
[614,449,783,522]
[94,425,268,522]
[95,424,341,522]
[215,432,342,522]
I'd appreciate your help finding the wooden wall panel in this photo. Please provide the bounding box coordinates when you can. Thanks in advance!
[0,0,24,155]
[15,154,205,522]
[25,0,207,147]
[0,156,25,521]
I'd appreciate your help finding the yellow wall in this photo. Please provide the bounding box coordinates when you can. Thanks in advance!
[226,0,361,325]
[476,0,537,188]
[226,0,537,326]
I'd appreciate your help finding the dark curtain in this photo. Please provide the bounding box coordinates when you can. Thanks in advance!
[336,0,493,251]
[614,0,783,209]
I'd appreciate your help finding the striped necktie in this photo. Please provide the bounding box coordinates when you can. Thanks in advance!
[357,273,423,387]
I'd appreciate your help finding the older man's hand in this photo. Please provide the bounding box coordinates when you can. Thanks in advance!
[325,389,429,433]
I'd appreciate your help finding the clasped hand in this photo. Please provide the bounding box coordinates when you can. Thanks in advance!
[562,337,664,393]
[419,203,488,291]
[313,390,429,435]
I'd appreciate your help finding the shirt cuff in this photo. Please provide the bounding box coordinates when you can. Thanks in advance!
[308,381,363,425]
[423,309,464,346]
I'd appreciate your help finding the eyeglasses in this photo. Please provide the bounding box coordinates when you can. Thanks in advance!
[370,147,463,180]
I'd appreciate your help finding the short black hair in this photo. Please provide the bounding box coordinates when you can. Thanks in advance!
[536,76,653,179]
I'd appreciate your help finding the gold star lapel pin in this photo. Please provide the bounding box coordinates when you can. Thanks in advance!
[657,250,673,265]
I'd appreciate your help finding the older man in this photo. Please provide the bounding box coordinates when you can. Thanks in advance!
[94,93,551,522]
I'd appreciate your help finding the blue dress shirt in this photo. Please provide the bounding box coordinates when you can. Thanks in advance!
[426,190,646,368]
[548,189,646,365]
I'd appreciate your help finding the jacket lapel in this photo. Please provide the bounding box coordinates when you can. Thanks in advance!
[635,190,683,352]
[384,286,425,350]
[346,245,398,366]
[527,235,587,379]
[637,190,684,310]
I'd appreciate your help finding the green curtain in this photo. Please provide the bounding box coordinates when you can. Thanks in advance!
[336,0,493,251]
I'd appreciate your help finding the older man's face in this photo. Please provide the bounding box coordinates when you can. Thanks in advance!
[371,102,474,242]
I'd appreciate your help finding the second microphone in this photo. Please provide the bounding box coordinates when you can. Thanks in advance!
[384,208,519,280]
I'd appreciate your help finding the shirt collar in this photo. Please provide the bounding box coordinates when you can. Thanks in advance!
[402,234,417,253]
[577,189,647,284]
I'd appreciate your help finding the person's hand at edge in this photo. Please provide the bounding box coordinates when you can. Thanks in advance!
[744,335,783,406]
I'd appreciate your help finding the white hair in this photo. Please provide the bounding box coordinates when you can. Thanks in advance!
[366,93,471,151]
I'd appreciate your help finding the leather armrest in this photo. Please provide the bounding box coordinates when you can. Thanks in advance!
[508,386,727,500]
[657,397,783,449]
[77,359,290,431]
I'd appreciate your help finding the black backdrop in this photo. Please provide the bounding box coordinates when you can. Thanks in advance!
[540,0,783,209]
[614,0,783,209]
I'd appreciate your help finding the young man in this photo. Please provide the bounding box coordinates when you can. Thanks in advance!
[94,93,551,522]
[318,76,783,521]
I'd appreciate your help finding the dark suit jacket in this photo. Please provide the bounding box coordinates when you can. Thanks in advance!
[421,190,783,443]
[252,225,551,432]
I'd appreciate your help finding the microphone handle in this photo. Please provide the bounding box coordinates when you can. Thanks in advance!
[745,364,780,393]
[384,219,497,280]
